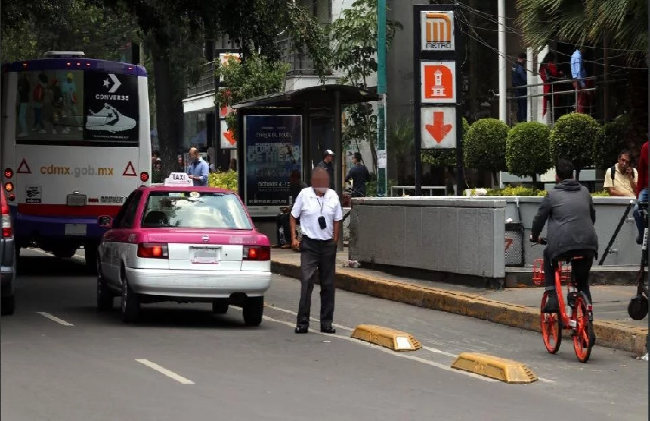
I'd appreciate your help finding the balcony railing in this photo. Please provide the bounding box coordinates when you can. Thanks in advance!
[187,62,216,98]
[279,38,319,76]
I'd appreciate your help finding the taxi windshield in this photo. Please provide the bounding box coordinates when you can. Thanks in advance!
[141,191,253,230]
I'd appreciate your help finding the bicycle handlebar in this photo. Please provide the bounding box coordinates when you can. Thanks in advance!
[530,237,548,245]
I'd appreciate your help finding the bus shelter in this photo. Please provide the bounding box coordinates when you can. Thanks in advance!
[232,84,379,220]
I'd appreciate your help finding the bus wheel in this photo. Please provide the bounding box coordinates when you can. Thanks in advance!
[85,244,99,272]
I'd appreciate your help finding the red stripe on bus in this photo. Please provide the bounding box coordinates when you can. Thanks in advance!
[17,204,122,217]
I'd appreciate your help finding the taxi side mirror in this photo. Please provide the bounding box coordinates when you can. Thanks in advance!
[97,215,113,229]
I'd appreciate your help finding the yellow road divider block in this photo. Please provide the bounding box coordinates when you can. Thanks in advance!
[351,324,422,352]
[451,352,538,384]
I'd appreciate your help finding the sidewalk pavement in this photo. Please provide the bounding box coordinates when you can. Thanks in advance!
[271,248,648,354]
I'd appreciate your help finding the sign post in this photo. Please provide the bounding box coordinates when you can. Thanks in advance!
[413,5,463,195]
[376,0,388,197]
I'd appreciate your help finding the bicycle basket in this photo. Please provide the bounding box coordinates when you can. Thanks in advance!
[532,258,571,286]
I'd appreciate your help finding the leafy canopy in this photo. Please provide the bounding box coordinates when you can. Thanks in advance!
[550,112,602,172]
[216,54,290,140]
[463,118,509,176]
[506,122,552,178]
[516,0,647,62]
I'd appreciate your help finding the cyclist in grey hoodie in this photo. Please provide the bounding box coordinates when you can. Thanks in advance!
[530,159,599,313]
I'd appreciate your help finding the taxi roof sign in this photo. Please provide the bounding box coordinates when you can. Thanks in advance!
[164,172,192,186]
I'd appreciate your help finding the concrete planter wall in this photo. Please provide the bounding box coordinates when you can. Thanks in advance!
[349,196,638,279]
[349,198,506,278]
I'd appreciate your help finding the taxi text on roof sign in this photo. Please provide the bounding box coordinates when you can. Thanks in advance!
[164,172,192,186]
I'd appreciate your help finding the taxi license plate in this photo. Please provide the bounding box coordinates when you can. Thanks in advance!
[190,247,220,264]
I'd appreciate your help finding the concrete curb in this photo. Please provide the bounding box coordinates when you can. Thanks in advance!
[271,260,648,354]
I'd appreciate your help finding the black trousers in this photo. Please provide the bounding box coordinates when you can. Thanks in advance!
[543,247,594,302]
[297,237,337,328]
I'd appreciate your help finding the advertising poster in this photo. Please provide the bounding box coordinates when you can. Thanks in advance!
[83,71,139,143]
[15,70,139,145]
[15,70,86,142]
[244,115,302,210]
[221,119,237,149]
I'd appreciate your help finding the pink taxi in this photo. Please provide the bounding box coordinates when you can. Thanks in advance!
[95,181,271,326]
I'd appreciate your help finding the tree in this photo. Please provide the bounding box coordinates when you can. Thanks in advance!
[104,0,331,172]
[592,116,630,169]
[516,0,646,59]
[506,121,552,185]
[516,0,648,151]
[550,112,602,180]
[329,0,402,171]
[463,118,509,185]
[421,117,470,168]
[2,1,139,63]
[216,54,290,141]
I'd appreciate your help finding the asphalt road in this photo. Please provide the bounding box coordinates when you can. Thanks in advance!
[1,249,648,421]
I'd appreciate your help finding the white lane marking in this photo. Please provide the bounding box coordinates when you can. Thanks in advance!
[36,312,74,326]
[135,359,195,385]
[232,307,496,383]
[265,304,352,332]
[262,303,555,384]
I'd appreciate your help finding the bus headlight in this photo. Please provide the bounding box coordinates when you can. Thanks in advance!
[4,182,14,192]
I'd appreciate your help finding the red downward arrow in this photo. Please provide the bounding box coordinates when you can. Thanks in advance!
[425,111,452,143]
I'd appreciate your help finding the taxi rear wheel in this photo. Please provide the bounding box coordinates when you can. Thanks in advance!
[243,296,264,327]
[211,300,229,314]
[121,277,140,323]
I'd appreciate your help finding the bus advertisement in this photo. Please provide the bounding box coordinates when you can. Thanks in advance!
[1,52,151,269]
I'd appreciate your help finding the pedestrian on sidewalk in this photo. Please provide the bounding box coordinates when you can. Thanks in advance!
[511,52,527,123]
[290,167,343,334]
[317,150,336,190]
[345,152,371,197]
[603,150,637,197]
[634,140,649,244]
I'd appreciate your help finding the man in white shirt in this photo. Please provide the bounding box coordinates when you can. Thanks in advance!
[290,167,343,334]
[604,150,637,197]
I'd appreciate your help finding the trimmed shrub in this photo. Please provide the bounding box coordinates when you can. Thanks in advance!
[593,117,630,169]
[464,118,509,183]
[550,113,601,178]
[506,121,552,183]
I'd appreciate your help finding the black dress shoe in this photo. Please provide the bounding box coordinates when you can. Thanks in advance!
[295,325,308,334]
[320,326,336,334]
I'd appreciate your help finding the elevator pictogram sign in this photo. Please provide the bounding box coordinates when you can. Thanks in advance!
[421,61,456,104]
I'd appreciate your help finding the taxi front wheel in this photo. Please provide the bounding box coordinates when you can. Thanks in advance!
[121,278,140,323]
[243,296,264,327]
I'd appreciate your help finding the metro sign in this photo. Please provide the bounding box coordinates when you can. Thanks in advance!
[420,107,456,149]
[421,11,455,51]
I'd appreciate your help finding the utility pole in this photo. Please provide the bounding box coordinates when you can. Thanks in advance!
[376,0,388,197]
[497,0,507,122]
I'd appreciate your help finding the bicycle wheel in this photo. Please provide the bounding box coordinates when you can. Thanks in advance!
[572,296,595,363]
[540,291,562,354]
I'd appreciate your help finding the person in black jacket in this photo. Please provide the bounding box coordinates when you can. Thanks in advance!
[530,159,599,313]
[317,150,335,190]
[512,52,528,122]
[345,152,371,197]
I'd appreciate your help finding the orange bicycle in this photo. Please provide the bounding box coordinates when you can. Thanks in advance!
[532,239,596,363]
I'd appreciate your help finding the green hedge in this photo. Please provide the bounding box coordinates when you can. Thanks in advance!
[506,121,552,179]
[208,170,238,191]
[477,186,609,197]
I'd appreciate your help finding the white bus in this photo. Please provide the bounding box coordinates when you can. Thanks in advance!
[1,51,151,269]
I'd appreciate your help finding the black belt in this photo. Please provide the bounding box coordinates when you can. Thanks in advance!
[303,236,333,243]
